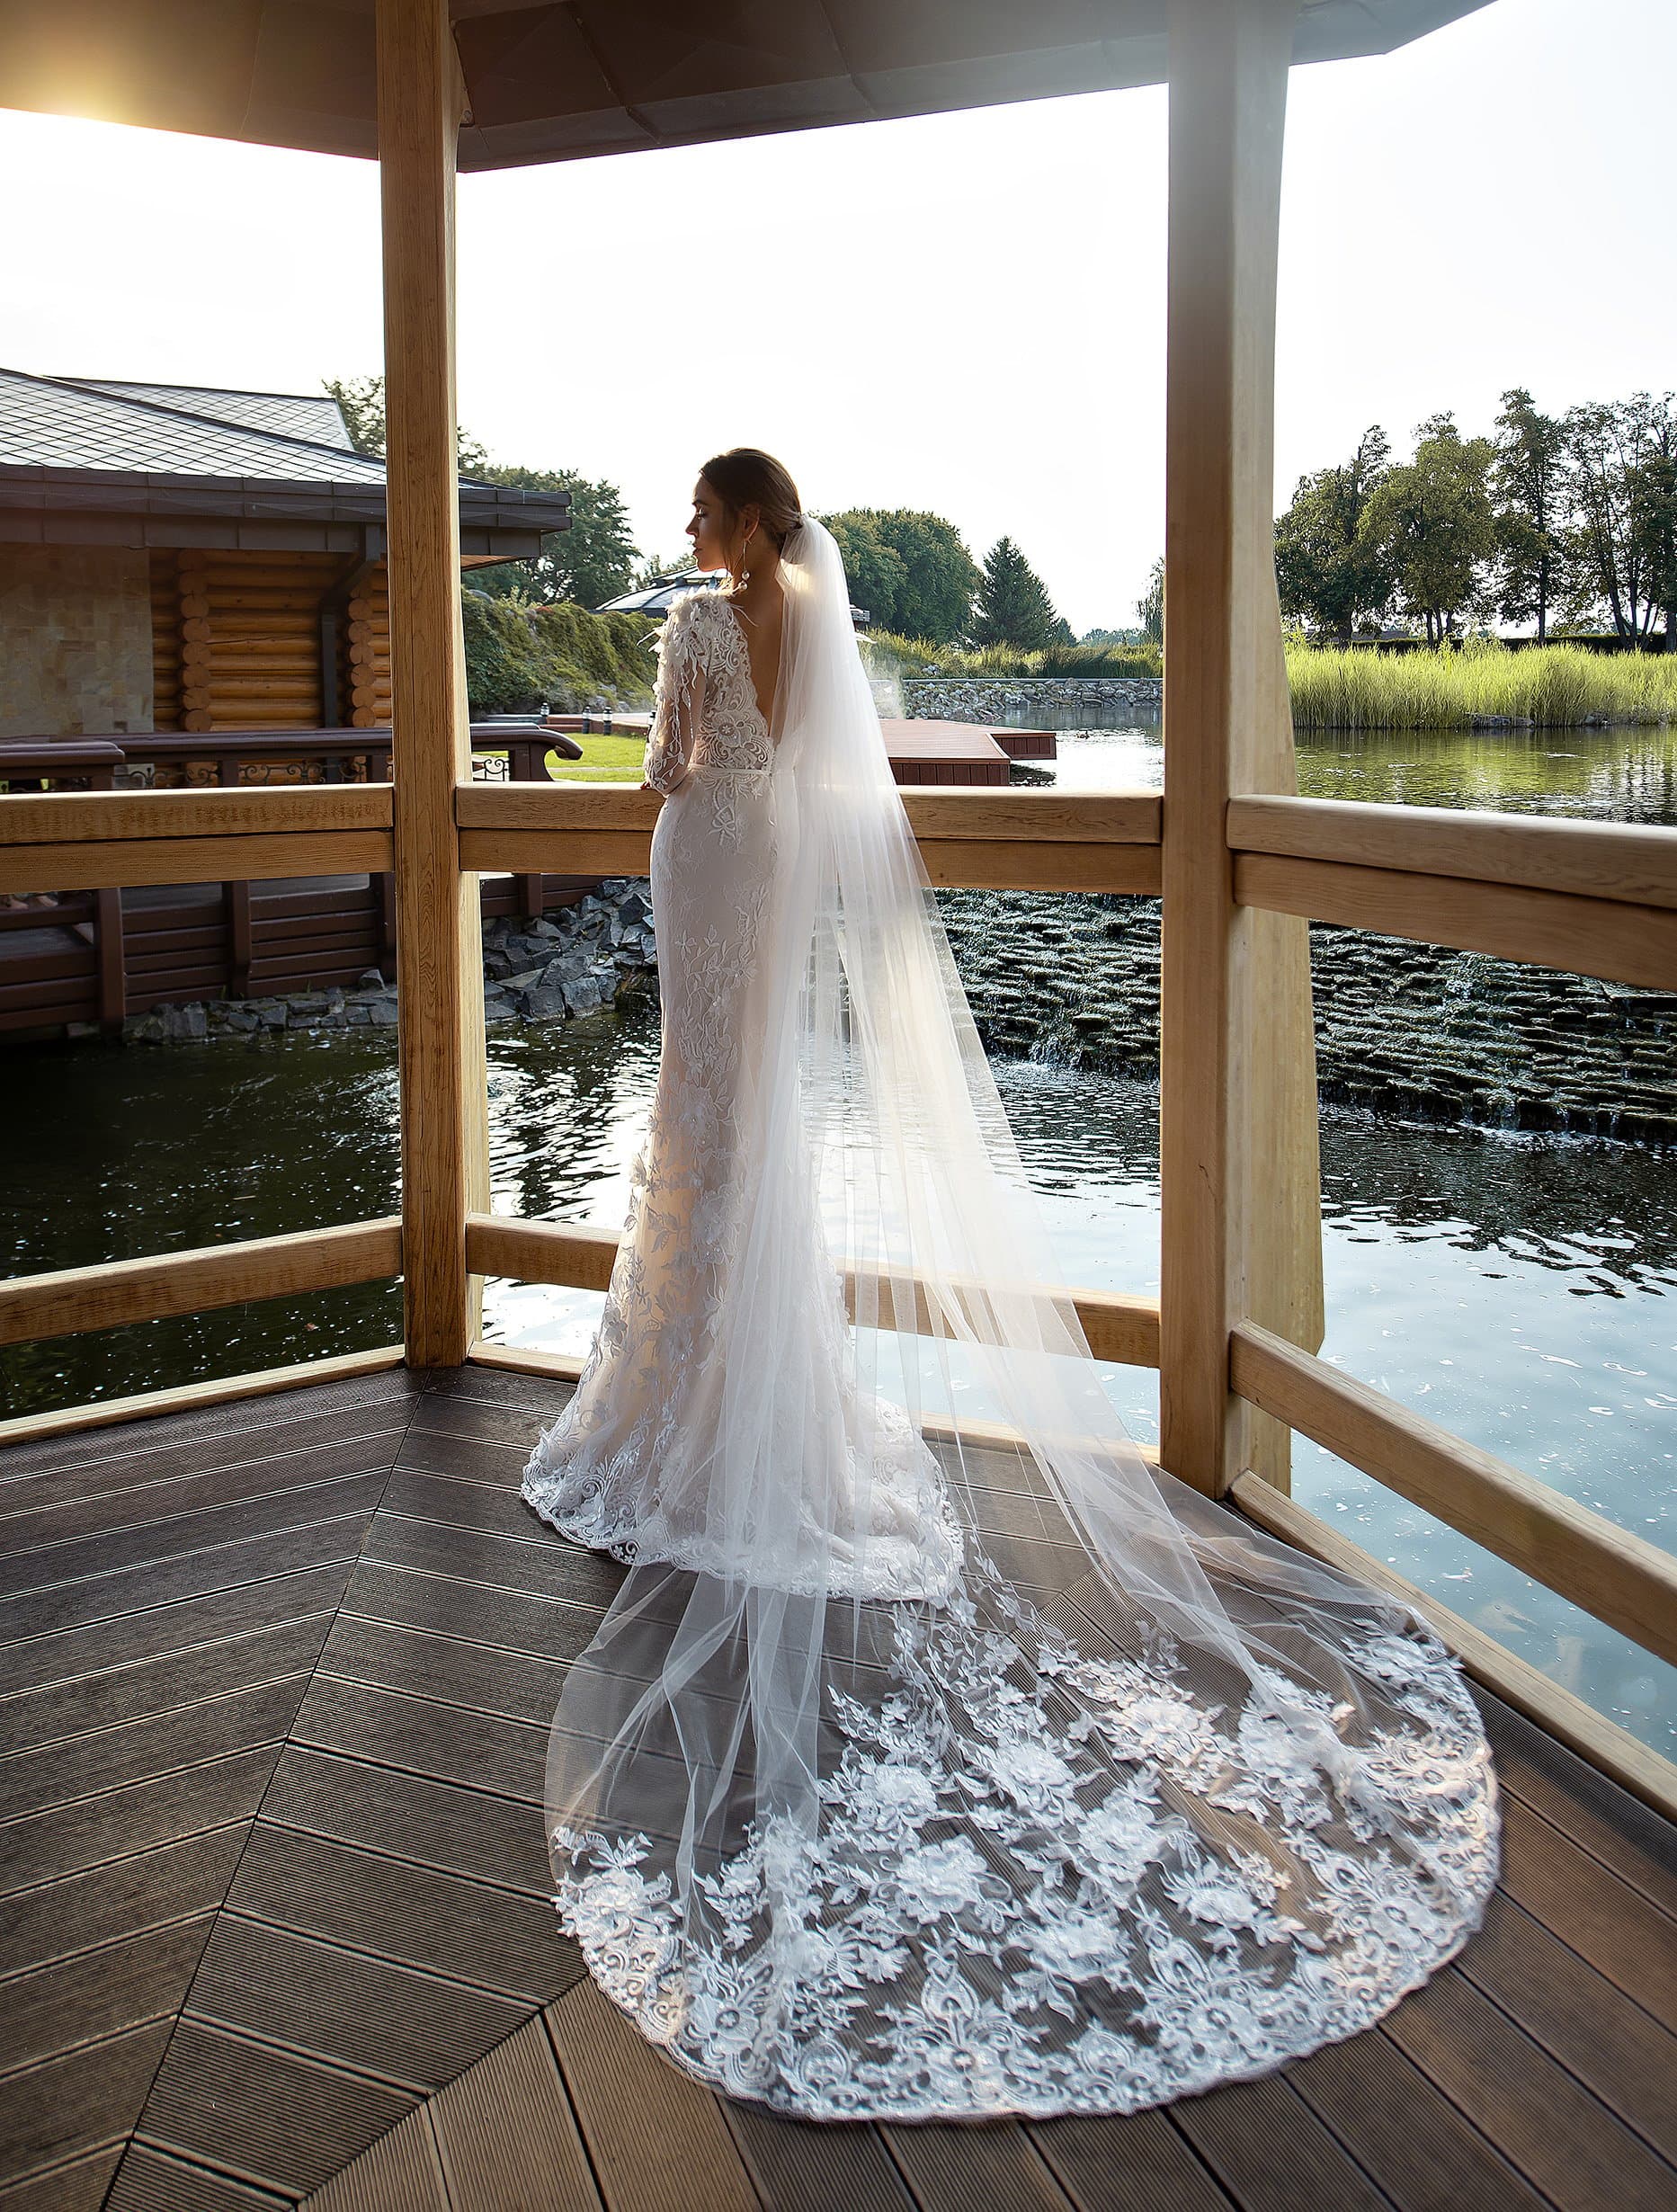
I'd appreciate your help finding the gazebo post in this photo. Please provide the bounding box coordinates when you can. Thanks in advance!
[1159,0,1324,1499]
[377,0,491,1367]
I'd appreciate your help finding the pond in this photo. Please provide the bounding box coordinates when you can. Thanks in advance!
[4,716,1673,1759]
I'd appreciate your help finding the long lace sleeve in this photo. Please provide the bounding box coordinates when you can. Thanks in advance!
[643,594,706,794]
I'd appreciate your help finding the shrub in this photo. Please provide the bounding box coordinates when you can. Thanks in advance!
[461,592,657,715]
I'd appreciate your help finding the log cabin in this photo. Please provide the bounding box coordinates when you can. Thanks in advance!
[0,369,569,745]
[0,5,1673,2208]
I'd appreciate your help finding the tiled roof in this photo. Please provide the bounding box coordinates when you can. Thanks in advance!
[0,368,388,483]
[55,380,356,450]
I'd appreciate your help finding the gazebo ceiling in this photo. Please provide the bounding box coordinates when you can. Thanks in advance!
[0,0,1490,173]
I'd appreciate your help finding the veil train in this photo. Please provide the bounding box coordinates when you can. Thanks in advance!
[530,515,1498,2122]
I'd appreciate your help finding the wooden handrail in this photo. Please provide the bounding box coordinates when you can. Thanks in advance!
[1233,851,1677,991]
[0,1219,404,1346]
[464,1213,1163,1369]
[1228,794,1677,910]
[1230,1319,1677,1669]
[0,786,394,845]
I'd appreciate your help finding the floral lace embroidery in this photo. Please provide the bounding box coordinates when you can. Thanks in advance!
[551,1592,1498,2120]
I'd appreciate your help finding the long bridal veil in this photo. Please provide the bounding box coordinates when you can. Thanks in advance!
[541,515,1497,2120]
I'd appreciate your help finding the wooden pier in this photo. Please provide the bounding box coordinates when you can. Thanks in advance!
[0,1355,1672,2208]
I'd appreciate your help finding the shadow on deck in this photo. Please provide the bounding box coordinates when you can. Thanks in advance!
[1,1362,1672,2209]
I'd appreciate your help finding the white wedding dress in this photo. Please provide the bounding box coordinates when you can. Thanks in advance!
[522,525,1498,2124]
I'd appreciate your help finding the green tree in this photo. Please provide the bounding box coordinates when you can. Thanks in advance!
[1628,397,1677,651]
[819,509,978,643]
[1361,415,1495,646]
[1490,388,1565,642]
[472,465,639,611]
[1562,393,1673,641]
[1272,426,1393,642]
[821,512,909,629]
[1136,556,1164,647]
[969,537,1062,650]
[321,372,486,471]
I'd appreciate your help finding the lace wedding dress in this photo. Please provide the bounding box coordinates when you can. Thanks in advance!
[522,523,1498,2124]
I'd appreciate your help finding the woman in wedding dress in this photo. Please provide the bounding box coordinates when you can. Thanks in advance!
[522,450,1497,2123]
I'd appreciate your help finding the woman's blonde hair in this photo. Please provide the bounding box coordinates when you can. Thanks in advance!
[699,448,803,585]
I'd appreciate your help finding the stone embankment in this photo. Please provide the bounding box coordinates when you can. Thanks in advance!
[118,874,1673,1146]
[935,890,1677,1146]
[898,675,1162,721]
[120,880,657,1045]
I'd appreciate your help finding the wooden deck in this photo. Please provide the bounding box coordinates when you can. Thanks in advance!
[1,1360,1672,2210]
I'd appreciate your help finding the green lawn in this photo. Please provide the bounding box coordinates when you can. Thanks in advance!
[477,733,648,785]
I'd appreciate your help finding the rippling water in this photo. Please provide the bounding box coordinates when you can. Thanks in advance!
[3,715,1672,1756]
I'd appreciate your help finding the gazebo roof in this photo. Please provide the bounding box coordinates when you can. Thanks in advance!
[0,1,1490,174]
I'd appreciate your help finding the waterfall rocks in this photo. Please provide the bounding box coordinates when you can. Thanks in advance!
[120,879,658,1046]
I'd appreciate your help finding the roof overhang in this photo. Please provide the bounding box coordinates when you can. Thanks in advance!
[0,2,1494,174]
[0,463,569,559]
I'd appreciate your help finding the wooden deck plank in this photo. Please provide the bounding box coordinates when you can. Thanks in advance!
[0,2021,172,2193]
[0,2144,126,2209]
[290,1672,547,1803]
[0,1613,334,1754]
[299,2106,451,2212]
[1,1917,215,2082]
[0,1515,375,1649]
[0,1826,250,1978]
[106,2143,290,2208]
[1026,2108,1237,2211]
[1168,2071,1396,2212]
[0,1361,1672,2212]
[135,2020,415,2200]
[339,1554,606,1663]
[0,1753,269,1895]
[724,2105,914,2212]
[1453,1891,1677,2165]
[545,1978,758,2212]
[1478,1693,1677,1921]
[880,2119,1074,2210]
[0,1675,307,1821]
[0,1470,391,1606]
[0,1560,352,1700]
[0,1368,420,1485]
[184,1914,530,2093]
[0,1433,408,1562]
[357,1508,618,1609]
[379,1463,578,1548]
[318,1610,574,1726]
[428,2013,602,2210]
[0,1404,411,1522]
[260,1746,552,1895]
[1280,2014,1548,2211]
[1495,1794,1675,2020]
[227,1824,580,2003]
[1384,1963,1674,2212]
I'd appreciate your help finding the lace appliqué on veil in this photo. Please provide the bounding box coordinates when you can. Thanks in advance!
[552,1589,1497,2120]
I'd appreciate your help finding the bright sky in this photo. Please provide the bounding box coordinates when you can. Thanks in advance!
[0,0,1667,635]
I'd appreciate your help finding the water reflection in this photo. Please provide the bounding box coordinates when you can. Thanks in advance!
[1005,709,1677,826]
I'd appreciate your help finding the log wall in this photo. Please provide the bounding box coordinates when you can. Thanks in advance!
[344,561,393,729]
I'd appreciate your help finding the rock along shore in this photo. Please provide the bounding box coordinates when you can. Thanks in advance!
[114,872,1673,1148]
[898,675,1163,720]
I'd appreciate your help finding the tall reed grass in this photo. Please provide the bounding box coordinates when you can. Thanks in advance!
[864,632,1164,681]
[1284,641,1677,730]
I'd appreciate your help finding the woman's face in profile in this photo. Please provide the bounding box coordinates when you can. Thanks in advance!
[686,477,727,572]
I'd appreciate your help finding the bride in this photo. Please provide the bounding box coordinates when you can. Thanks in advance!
[521,449,1497,2122]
